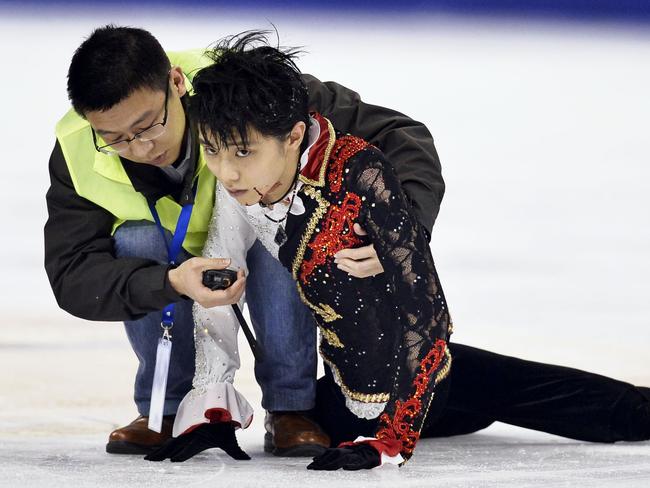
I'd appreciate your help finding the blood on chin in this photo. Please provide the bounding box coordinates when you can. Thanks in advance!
[234,181,283,206]
[241,197,263,207]
[253,181,283,203]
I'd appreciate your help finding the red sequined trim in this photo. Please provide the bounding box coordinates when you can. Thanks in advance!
[299,134,369,283]
[328,136,369,193]
[300,192,363,283]
[375,338,447,455]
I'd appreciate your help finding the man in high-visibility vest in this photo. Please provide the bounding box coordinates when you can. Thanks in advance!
[45,25,445,456]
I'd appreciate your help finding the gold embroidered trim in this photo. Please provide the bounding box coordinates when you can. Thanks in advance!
[320,346,391,403]
[316,303,342,323]
[296,293,341,323]
[435,346,452,385]
[291,186,328,279]
[320,327,344,348]
[298,118,336,188]
[291,186,339,322]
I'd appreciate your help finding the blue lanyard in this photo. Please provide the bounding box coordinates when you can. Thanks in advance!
[148,182,197,327]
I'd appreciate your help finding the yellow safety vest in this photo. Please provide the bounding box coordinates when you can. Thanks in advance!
[54,49,214,256]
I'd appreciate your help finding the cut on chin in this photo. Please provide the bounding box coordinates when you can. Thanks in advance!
[236,191,266,207]
[241,192,262,206]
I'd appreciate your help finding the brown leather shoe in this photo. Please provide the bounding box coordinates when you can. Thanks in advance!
[106,415,174,455]
[264,412,330,457]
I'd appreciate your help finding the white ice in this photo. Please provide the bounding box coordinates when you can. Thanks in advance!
[0,7,649,487]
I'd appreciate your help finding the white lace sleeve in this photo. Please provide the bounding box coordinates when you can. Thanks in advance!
[173,183,258,436]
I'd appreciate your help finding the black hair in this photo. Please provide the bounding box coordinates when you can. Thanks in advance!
[67,25,171,116]
[189,30,309,153]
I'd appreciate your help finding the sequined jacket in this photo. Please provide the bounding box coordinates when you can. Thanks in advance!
[282,114,452,461]
[174,114,452,464]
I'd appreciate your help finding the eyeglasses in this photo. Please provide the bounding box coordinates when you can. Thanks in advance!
[91,82,170,155]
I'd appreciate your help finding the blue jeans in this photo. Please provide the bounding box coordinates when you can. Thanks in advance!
[246,240,318,411]
[113,221,317,415]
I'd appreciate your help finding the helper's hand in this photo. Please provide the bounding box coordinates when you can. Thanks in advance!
[333,224,384,278]
[144,423,250,462]
[306,444,381,471]
[168,257,246,308]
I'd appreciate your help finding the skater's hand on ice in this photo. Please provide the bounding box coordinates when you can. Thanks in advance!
[144,423,250,462]
[306,444,381,471]
[168,257,246,308]
[333,224,384,278]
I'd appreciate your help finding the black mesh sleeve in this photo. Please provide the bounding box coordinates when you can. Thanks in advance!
[347,148,452,461]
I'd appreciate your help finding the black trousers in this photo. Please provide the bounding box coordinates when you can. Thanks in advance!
[313,343,650,446]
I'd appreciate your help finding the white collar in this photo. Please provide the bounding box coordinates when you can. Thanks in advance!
[299,115,321,172]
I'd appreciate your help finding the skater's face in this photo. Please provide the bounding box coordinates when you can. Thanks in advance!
[85,67,188,167]
[200,122,306,206]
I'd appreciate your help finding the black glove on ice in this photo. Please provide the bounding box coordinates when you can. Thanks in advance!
[144,422,250,462]
[306,444,381,471]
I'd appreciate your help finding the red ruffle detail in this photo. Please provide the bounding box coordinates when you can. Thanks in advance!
[375,338,447,455]
[205,408,233,424]
[180,408,241,435]
[300,113,332,182]
[338,437,403,458]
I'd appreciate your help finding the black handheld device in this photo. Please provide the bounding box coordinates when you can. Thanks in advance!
[202,269,239,291]
[201,269,265,363]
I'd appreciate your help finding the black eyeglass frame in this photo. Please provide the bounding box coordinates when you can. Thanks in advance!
[91,81,171,155]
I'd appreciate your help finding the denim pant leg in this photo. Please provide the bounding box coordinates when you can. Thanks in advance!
[113,221,196,416]
[245,240,317,411]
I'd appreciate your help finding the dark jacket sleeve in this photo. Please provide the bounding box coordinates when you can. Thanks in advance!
[348,147,451,462]
[303,73,444,235]
[44,140,183,321]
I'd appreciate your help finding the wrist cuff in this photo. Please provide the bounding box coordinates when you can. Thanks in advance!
[338,436,404,466]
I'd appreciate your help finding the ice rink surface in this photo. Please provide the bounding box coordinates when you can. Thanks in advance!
[0,5,649,487]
